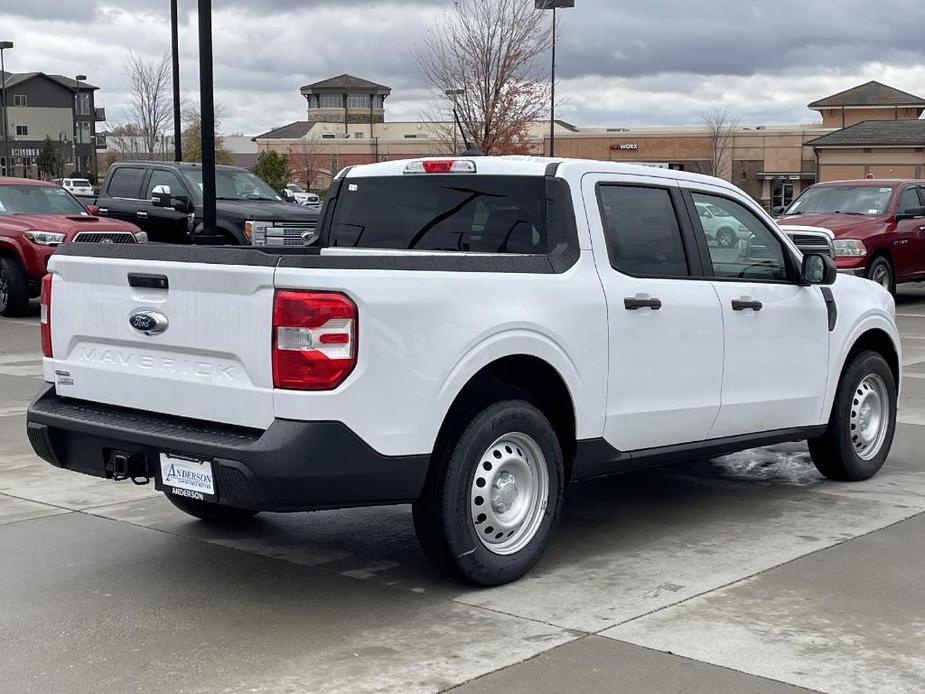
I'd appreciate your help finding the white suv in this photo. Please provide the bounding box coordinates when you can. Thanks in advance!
[53,177,94,197]
[28,157,900,585]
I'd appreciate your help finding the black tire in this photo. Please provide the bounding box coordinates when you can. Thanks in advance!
[0,256,30,317]
[412,400,565,586]
[809,350,897,481]
[866,255,895,295]
[716,227,738,249]
[164,491,260,523]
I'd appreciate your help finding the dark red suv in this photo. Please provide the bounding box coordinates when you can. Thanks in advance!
[0,177,143,316]
[778,179,925,294]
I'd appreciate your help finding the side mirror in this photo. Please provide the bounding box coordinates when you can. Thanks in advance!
[151,191,172,208]
[895,206,925,221]
[801,253,837,286]
[85,204,100,216]
[171,195,192,213]
[772,206,787,216]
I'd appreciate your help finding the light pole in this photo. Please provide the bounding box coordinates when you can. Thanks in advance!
[535,1,573,157]
[198,0,217,236]
[0,41,13,177]
[170,0,182,161]
[445,88,465,154]
[74,74,87,176]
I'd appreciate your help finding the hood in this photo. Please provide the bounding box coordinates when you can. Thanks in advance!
[217,199,322,222]
[0,214,141,240]
[776,212,885,239]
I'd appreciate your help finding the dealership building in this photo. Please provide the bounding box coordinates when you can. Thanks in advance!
[255,77,925,209]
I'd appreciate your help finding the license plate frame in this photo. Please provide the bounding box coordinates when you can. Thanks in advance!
[159,452,217,503]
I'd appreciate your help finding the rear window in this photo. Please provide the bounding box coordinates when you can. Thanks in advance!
[329,175,548,253]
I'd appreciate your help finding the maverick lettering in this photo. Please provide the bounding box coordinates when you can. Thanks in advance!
[78,347,236,381]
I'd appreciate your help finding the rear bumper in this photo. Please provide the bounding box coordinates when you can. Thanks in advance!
[25,385,429,512]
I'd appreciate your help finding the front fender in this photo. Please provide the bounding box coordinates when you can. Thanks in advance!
[822,276,901,421]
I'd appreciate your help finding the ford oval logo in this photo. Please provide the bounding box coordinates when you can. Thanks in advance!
[129,309,169,336]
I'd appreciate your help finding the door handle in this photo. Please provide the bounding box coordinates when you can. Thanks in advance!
[732,299,763,312]
[624,297,662,311]
[98,207,108,215]
[136,210,149,219]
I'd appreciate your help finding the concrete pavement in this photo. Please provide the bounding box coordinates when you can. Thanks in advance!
[2,287,925,693]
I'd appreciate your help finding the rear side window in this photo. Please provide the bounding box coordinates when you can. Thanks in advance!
[107,167,146,199]
[329,175,547,253]
[597,185,689,277]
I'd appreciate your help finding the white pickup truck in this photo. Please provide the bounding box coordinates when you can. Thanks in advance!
[26,157,900,585]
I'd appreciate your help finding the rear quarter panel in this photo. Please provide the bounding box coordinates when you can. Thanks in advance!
[272,253,608,457]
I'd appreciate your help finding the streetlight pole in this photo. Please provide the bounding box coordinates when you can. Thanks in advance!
[0,41,13,177]
[445,88,465,154]
[75,74,87,176]
[170,0,182,161]
[198,0,217,237]
[535,1,573,157]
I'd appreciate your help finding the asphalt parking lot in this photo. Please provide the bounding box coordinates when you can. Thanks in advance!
[2,289,925,694]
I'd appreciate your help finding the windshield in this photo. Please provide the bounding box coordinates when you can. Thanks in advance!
[329,175,548,253]
[0,185,87,216]
[786,185,895,216]
[183,169,283,202]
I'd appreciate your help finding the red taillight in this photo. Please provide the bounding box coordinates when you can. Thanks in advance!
[272,290,357,391]
[40,273,53,358]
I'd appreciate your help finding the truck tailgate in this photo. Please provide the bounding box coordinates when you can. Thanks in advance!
[46,254,276,429]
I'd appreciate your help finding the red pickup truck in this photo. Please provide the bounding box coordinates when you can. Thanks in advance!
[0,178,144,316]
[778,179,925,294]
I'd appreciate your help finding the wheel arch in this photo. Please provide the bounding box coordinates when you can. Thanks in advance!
[845,327,900,387]
[431,354,578,481]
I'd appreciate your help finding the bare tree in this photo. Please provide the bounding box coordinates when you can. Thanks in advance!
[125,51,173,157]
[289,135,325,192]
[414,0,552,155]
[702,107,740,179]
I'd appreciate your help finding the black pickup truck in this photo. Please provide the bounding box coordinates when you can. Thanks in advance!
[93,161,321,245]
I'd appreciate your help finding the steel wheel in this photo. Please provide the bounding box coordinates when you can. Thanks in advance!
[0,264,8,313]
[850,374,890,461]
[470,432,549,556]
[870,263,891,290]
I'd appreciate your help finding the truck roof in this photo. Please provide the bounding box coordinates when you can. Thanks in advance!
[342,156,743,194]
[112,161,246,172]
[0,177,54,187]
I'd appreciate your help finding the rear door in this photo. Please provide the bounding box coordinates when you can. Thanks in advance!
[583,173,725,451]
[99,166,150,227]
[47,254,277,429]
[683,185,830,437]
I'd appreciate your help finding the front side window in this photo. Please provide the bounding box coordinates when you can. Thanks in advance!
[899,187,923,214]
[597,185,689,277]
[692,192,789,282]
[330,175,547,253]
[146,170,185,198]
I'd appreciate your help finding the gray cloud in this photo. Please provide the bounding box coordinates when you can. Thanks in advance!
[1,0,923,134]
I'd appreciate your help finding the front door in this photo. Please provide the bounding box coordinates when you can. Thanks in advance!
[772,179,795,210]
[143,168,193,244]
[584,174,725,452]
[891,186,925,282]
[685,187,830,437]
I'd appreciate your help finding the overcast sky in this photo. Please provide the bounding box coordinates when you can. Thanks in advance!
[2,0,924,135]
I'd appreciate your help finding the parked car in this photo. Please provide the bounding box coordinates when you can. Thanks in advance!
[91,162,321,246]
[282,183,321,209]
[777,179,925,294]
[695,199,751,248]
[53,177,94,197]
[27,158,899,586]
[0,177,144,316]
